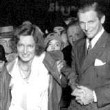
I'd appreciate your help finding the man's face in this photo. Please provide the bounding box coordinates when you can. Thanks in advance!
[17,35,36,63]
[47,39,61,52]
[78,9,104,39]
[67,25,83,46]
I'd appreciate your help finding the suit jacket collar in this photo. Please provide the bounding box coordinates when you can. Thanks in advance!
[81,31,108,73]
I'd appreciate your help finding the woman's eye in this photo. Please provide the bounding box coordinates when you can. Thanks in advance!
[56,44,60,47]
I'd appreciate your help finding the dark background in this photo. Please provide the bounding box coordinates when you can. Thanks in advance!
[0,0,110,32]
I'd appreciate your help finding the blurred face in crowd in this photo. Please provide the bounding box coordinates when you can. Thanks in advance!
[0,60,5,72]
[60,32,68,47]
[67,25,83,46]
[53,26,64,35]
[47,39,61,52]
[17,35,36,63]
[78,8,105,39]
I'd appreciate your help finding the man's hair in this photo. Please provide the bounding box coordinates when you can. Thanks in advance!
[67,18,79,30]
[10,21,45,56]
[66,19,85,39]
[77,1,105,19]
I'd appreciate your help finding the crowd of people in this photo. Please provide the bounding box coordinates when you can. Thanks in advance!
[0,1,110,110]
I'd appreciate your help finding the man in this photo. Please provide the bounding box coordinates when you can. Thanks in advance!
[67,19,85,47]
[68,1,110,110]
[0,45,11,110]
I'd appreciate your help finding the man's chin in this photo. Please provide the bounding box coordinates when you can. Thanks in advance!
[85,33,94,38]
[86,35,93,39]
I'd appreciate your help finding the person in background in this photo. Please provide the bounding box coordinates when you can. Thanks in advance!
[60,20,85,109]
[45,32,64,52]
[68,1,110,110]
[65,15,85,101]
[64,17,77,26]
[60,30,72,67]
[7,21,50,110]
[60,30,69,49]
[44,32,68,110]
[0,44,11,110]
[53,26,65,35]
[59,30,72,109]
[67,19,85,47]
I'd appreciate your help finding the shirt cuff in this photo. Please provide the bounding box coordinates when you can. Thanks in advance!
[60,74,62,79]
[93,91,97,102]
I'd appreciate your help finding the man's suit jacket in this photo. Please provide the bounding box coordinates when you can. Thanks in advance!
[69,31,110,110]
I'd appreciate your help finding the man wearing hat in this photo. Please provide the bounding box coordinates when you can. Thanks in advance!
[0,44,11,110]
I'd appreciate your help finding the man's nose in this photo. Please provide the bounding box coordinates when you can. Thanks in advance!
[84,23,88,31]
[23,46,27,54]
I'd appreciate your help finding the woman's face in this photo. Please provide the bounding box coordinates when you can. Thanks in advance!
[47,39,61,52]
[0,60,5,72]
[17,35,36,63]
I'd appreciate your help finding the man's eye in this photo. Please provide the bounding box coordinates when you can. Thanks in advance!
[29,45,33,47]
[89,21,94,24]
[28,45,34,48]
[69,35,73,38]
[76,33,79,36]
[79,22,84,25]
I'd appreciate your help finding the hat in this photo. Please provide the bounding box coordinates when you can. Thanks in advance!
[0,45,7,62]
[0,26,14,38]
[45,32,63,47]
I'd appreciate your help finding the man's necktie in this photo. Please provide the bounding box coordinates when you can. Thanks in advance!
[87,40,92,54]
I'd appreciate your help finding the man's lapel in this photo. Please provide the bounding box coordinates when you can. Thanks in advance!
[81,31,108,73]
[75,39,87,68]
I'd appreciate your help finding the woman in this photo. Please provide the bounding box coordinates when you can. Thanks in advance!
[0,45,11,110]
[44,32,68,110]
[7,22,50,110]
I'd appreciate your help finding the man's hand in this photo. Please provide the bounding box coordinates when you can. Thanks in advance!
[71,86,85,105]
[72,86,94,105]
[77,86,94,105]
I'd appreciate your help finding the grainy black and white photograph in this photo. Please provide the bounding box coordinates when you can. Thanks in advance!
[0,0,110,110]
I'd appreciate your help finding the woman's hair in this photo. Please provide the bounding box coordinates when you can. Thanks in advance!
[10,21,45,56]
[44,32,64,50]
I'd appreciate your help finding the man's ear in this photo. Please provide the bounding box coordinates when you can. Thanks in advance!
[101,15,105,24]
